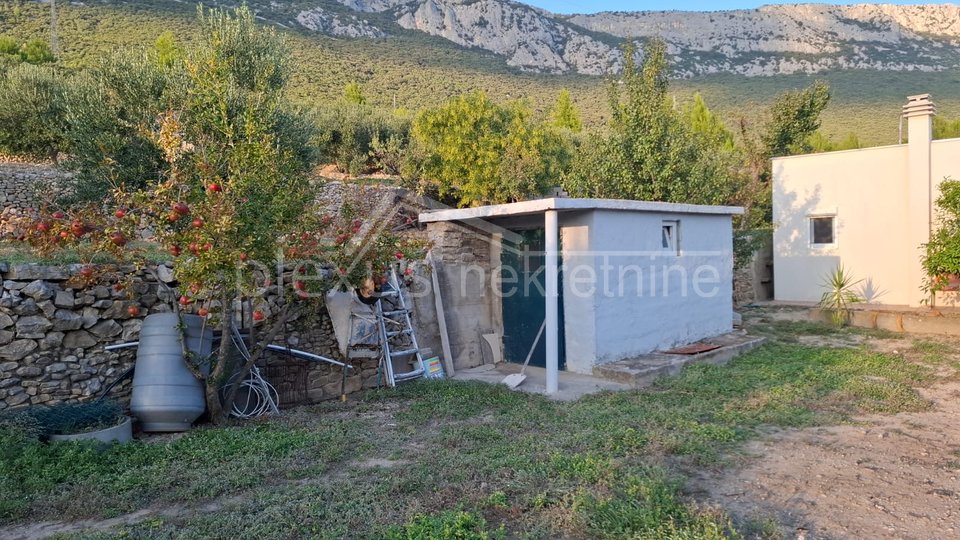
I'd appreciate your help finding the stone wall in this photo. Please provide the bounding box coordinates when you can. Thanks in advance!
[0,263,381,412]
[0,181,446,412]
[0,160,70,239]
[0,263,154,411]
[426,220,501,370]
[734,238,774,306]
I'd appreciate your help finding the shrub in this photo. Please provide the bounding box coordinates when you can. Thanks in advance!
[0,64,67,160]
[406,91,570,207]
[315,103,410,175]
[818,264,863,327]
[19,38,55,64]
[921,178,960,295]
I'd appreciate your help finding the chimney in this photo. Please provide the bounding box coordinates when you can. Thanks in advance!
[903,94,936,305]
[902,93,936,145]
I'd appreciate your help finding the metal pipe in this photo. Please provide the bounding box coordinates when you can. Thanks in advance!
[104,340,353,369]
[104,341,139,351]
[544,209,559,394]
[265,344,354,369]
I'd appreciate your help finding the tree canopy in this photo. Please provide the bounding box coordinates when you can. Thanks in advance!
[550,88,582,133]
[562,40,735,206]
[405,91,569,207]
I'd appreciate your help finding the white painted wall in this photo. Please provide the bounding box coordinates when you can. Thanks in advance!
[773,133,960,307]
[561,209,734,373]
[773,144,910,304]
[559,211,598,374]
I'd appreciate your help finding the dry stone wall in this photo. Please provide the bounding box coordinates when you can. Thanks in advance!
[0,263,380,412]
[0,263,153,411]
[0,160,71,240]
[0,180,444,412]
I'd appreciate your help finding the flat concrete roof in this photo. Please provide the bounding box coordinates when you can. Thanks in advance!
[418,197,743,223]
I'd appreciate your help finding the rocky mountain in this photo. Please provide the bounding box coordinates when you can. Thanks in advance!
[269,1,960,76]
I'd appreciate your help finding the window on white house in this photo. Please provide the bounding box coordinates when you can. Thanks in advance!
[810,216,835,245]
[661,220,680,254]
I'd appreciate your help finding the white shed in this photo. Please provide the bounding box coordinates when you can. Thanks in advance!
[419,197,743,393]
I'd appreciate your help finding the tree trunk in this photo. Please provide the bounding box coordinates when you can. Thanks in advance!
[205,290,234,424]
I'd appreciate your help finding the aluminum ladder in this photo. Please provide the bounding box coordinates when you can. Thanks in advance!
[376,268,425,386]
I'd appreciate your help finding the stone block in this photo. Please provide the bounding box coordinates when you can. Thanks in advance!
[0,312,13,329]
[14,298,38,316]
[100,301,133,319]
[0,339,38,361]
[901,313,960,336]
[157,265,175,283]
[39,331,64,350]
[52,310,83,331]
[121,319,142,341]
[3,280,26,291]
[38,300,55,317]
[875,313,905,333]
[4,265,69,281]
[15,365,41,377]
[47,362,67,373]
[63,330,97,349]
[21,280,55,300]
[54,290,75,308]
[6,392,29,407]
[89,320,122,338]
[0,330,13,346]
[16,315,52,339]
[80,307,99,328]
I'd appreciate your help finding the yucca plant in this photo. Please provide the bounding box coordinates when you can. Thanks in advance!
[819,264,863,327]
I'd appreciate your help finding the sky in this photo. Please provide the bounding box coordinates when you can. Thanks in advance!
[523,1,938,15]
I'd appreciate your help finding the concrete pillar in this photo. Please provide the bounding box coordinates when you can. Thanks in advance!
[544,209,559,394]
[903,94,936,306]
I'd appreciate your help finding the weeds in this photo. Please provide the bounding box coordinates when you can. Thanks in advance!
[0,321,949,538]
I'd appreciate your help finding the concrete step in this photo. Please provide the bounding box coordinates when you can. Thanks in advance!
[592,332,766,388]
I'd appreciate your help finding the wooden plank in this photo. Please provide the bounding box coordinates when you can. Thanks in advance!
[427,252,456,377]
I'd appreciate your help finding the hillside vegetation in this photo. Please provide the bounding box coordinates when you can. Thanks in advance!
[1,0,958,146]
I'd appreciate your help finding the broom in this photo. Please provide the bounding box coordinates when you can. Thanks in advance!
[501,320,545,389]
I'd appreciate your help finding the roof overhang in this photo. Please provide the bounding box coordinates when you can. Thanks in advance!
[419,197,744,223]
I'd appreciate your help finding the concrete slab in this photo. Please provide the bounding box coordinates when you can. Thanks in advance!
[592,332,766,388]
[453,362,630,401]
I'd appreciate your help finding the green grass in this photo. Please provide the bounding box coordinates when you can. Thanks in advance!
[2,323,951,539]
[0,241,169,265]
[745,316,897,343]
[0,419,368,523]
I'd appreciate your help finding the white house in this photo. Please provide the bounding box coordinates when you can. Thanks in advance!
[419,198,742,393]
[773,94,960,307]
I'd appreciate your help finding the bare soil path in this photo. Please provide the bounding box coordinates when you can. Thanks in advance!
[691,331,960,539]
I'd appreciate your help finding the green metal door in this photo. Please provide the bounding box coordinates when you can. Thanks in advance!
[500,228,565,369]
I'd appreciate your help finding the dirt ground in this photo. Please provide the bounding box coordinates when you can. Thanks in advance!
[690,330,960,539]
